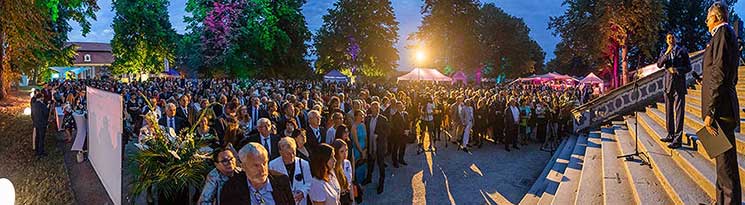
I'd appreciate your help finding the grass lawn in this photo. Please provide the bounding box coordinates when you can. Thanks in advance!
[0,88,75,204]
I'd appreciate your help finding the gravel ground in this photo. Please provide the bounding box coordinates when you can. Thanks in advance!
[359,133,552,205]
[0,88,75,204]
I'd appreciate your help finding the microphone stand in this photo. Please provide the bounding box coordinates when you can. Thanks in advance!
[617,76,650,168]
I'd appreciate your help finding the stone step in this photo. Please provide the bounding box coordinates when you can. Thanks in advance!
[575,130,604,205]
[656,102,745,150]
[687,89,745,105]
[686,94,745,114]
[626,115,713,204]
[612,125,673,204]
[552,135,589,204]
[536,135,580,204]
[644,107,745,195]
[600,127,636,205]
[519,136,574,204]
[637,112,719,200]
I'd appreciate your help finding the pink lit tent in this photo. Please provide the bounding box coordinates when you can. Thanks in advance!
[397,68,452,82]
[451,71,467,85]
[579,72,604,84]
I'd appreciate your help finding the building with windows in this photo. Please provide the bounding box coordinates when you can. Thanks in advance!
[55,42,114,79]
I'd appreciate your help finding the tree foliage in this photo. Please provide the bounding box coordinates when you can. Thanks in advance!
[477,3,545,78]
[181,0,312,78]
[0,0,97,100]
[111,0,178,75]
[410,0,482,74]
[313,0,400,77]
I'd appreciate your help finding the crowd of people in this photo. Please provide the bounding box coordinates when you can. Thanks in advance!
[31,77,581,204]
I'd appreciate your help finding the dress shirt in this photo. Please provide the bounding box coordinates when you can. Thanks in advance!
[248,178,275,205]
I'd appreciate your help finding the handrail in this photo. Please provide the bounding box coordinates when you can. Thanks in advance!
[572,50,705,133]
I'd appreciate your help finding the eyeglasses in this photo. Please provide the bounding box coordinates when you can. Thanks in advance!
[218,157,234,165]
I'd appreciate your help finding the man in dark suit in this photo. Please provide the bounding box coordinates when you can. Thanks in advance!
[277,102,304,132]
[243,118,281,160]
[387,100,409,167]
[248,97,264,130]
[702,3,742,204]
[657,32,692,148]
[176,95,197,125]
[504,99,520,152]
[363,101,390,194]
[32,92,50,157]
[221,143,294,204]
[304,110,327,153]
[159,103,189,135]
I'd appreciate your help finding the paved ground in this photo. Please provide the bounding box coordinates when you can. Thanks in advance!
[360,132,552,205]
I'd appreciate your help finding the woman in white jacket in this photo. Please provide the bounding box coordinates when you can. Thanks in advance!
[269,137,312,205]
[460,99,474,153]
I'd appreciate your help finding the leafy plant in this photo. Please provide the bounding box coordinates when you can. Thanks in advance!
[128,94,217,200]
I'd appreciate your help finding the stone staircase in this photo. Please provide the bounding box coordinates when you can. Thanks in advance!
[519,66,745,204]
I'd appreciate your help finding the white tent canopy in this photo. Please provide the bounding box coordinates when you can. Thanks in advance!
[580,72,604,84]
[397,68,452,82]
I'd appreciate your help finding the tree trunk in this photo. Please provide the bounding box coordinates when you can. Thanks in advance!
[612,46,618,88]
[0,31,7,101]
[621,44,629,86]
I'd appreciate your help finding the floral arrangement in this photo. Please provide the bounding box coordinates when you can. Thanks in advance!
[128,96,217,201]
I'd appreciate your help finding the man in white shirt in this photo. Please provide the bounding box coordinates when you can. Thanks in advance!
[268,137,311,205]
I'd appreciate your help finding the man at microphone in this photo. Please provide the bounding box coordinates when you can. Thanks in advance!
[656,31,691,149]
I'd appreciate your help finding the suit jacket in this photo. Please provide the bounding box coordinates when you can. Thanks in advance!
[386,110,408,143]
[657,45,692,94]
[219,170,295,205]
[268,157,312,205]
[365,114,390,156]
[32,100,50,129]
[158,116,189,134]
[212,104,225,118]
[504,106,520,129]
[305,126,327,151]
[243,133,281,160]
[176,105,198,125]
[702,24,740,123]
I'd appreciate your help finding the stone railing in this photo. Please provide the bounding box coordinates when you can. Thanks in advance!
[572,50,705,133]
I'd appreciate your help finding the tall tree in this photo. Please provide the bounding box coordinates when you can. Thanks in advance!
[548,0,604,77]
[599,0,665,86]
[111,0,178,75]
[0,0,96,100]
[663,0,708,52]
[314,0,399,77]
[181,0,312,78]
[410,0,481,74]
[477,3,545,78]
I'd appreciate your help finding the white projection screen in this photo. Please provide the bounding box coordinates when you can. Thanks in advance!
[86,86,122,205]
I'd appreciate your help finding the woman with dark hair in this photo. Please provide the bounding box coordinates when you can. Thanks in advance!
[198,147,237,205]
[331,139,354,205]
[292,129,311,161]
[195,115,219,148]
[281,118,298,138]
[309,144,340,205]
[266,101,281,133]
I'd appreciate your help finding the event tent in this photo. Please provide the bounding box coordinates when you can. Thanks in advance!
[323,69,349,83]
[579,73,603,84]
[397,68,452,82]
[451,71,467,84]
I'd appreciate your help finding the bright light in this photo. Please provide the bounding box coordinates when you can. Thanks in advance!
[23,107,31,116]
[415,50,426,63]
[0,178,15,205]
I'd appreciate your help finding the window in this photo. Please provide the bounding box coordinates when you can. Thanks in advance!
[84,54,91,62]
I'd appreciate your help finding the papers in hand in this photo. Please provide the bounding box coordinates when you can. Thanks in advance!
[695,121,733,159]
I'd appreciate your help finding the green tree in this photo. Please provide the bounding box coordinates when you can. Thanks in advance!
[599,0,665,85]
[111,0,178,75]
[548,0,604,77]
[313,0,399,77]
[410,0,481,74]
[0,0,97,100]
[477,3,545,78]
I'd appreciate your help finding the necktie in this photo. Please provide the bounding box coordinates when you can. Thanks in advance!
[169,118,175,129]
[315,129,321,142]
[263,138,270,153]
